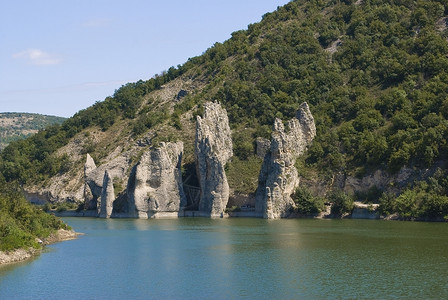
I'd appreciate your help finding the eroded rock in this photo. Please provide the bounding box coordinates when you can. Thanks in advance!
[255,102,316,219]
[84,153,128,210]
[98,170,115,218]
[128,141,186,218]
[84,154,98,209]
[195,102,233,217]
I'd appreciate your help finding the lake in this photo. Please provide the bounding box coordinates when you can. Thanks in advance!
[1,218,448,299]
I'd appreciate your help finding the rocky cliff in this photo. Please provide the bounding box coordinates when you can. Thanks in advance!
[195,102,233,217]
[255,102,316,219]
[127,141,186,218]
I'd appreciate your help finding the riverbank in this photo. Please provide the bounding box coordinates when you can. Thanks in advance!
[0,229,80,265]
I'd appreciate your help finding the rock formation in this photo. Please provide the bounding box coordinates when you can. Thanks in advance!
[127,142,186,218]
[83,153,128,211]
[255,102,316,219]
[195,101,233,217]
[84,153,97,175]
[84,154,99,210]
[98,170,115,218]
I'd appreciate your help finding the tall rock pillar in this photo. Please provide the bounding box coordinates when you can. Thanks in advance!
[195,102,233,217]
[84,153,99,210]
[98,170,115,218]
[255,102,316,219]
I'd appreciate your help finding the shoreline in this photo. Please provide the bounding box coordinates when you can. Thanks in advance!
[52,202,380,220]
[51,204,447,222]
[0,229,81,266]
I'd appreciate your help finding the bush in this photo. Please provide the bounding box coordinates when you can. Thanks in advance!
[293,187,324,215]
[378,192,396,216]
[329,190,354,216]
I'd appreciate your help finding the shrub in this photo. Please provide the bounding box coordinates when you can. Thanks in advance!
[293,187,324,215]
[329,190,354,216]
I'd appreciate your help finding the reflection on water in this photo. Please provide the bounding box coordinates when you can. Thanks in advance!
[1,218,448,299]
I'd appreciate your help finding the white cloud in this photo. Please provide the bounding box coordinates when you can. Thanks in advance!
[12,49,62,65]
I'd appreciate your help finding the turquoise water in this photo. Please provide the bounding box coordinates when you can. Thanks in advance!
[1,218,448,299]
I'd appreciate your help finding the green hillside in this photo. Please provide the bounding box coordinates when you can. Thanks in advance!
[0,113,66,150]
[2,0,448,220]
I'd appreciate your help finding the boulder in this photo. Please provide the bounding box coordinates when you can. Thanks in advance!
[195,102,233,217]
[128,142,186,218]
[255,102,316,219]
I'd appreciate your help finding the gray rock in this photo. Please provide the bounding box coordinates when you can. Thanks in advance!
[84,153,128,210]
[128,142,186,218]
[255,102,316,219]
[84,154,100,210]
[195,102,233,217]
[98,170,115,218]
[84,153,96,175]
[256,137,270,158]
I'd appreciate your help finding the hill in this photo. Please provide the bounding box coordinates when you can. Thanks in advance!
[0,113,66,150]
[1,0,448,220]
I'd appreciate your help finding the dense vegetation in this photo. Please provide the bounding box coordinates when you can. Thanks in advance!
[1,0,448,220]
[0,113,65,151]
[0,176,69,251]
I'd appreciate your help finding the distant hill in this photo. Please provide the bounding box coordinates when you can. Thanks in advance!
[0,113,66,150]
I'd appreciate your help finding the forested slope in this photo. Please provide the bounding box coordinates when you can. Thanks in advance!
[2,0,448,220]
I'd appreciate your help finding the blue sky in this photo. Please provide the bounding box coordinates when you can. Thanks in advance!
[0,0,291,117]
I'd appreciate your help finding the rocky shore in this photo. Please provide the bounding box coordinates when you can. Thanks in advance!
[0,229,80,265]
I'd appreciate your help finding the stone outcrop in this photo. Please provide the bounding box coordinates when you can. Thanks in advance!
[195,102,233,217]
[84,153,128,211]
[255,102,316,219]
[127,142,186,218]
[98,170,115,218]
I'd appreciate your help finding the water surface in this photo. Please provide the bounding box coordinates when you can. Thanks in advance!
[1,218,447,299]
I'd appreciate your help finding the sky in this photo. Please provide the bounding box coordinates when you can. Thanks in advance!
[0,0,291,117]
